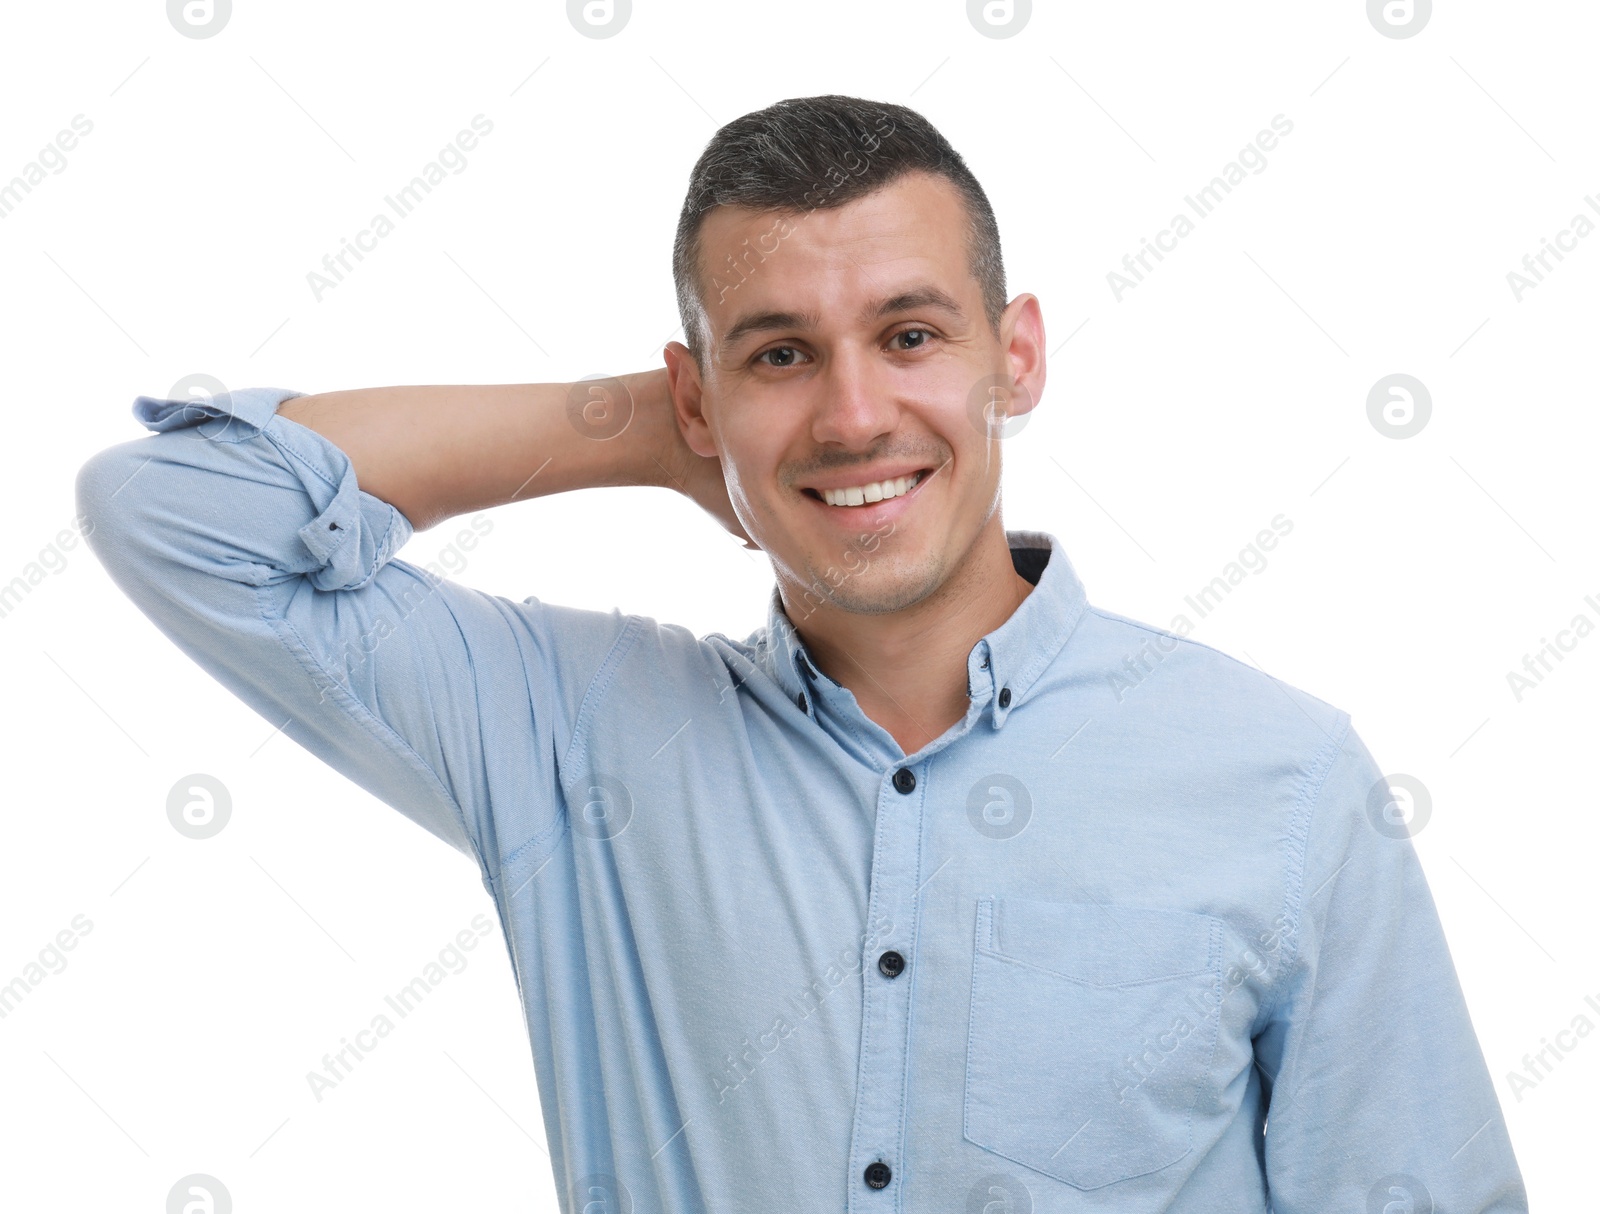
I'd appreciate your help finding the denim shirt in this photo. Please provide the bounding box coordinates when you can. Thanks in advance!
[75,387,1527,1213]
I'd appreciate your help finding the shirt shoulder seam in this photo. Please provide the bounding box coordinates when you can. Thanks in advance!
[1256,708,1353,1032]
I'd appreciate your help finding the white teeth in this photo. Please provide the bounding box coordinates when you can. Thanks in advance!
[819,470,924,507]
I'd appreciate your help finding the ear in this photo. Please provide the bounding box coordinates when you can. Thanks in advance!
[663,340,718,459]
[998,293,1046,421]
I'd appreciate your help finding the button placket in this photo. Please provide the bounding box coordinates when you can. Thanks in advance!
[846,763,926,1210]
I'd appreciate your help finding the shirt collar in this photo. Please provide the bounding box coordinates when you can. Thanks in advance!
[764,530,1088,729]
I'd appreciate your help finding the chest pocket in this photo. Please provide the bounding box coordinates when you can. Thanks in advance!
[964,895,1224,1190]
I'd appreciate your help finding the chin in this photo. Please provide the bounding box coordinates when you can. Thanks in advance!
[808,551,945,618]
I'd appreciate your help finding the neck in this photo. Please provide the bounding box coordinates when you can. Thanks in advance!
[781,519,1035,758]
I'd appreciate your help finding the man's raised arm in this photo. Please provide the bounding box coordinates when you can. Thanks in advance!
[74,364,740,884]
[277,367,745,538]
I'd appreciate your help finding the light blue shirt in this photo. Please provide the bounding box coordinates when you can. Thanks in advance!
[76,387,1527,1213]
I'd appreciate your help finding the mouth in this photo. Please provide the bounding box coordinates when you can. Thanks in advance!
[799,466,937,523]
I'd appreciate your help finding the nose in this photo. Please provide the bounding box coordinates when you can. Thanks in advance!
[810,347,899,451]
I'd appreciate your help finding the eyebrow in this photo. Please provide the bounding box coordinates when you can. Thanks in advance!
[719,284,969,352]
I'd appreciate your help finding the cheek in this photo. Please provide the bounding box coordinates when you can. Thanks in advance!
[717,422,787,504]
[718,455,775,525]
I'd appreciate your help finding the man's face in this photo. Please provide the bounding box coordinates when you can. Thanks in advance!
[668,169,1043,620]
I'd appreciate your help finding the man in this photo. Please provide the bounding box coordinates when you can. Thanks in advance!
[77,95,1526,1211]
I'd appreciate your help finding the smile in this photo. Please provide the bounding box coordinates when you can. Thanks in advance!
[804,469,928,508]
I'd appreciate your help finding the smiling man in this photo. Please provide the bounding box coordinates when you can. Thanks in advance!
[76,95,1524,1212]
[667,148,1043,759]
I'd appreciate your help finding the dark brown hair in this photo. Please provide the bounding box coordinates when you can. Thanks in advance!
[672,94,1007,372]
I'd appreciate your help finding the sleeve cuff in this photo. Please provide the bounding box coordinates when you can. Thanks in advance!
[133,386,305,435]
[131,385,413,592]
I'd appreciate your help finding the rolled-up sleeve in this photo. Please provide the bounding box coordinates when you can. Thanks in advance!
[1255,719,1529,1212]
[75,387,631,889]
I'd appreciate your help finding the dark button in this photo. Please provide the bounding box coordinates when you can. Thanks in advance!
[796,691,808,714]
[892,767,916,794]
[878,950,905,978]
[998,687,1012,708]
[980,655,989,669]
[328,522,339,530]
[797,654,812,678]
[863,1161,892,1189]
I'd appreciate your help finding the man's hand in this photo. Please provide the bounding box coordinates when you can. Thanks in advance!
[626,366,757,551]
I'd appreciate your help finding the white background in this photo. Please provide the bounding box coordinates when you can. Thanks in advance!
[1,1,1594,1209]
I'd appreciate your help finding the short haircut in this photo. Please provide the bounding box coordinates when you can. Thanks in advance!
[672,94,1008,373]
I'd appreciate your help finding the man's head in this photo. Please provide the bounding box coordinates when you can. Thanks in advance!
[670,96,1010,375]
[663,95,1045,624]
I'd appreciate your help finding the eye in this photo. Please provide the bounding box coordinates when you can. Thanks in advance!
[753,328,937,368]
[755,345,808,369]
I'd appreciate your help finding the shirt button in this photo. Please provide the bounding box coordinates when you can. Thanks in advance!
[797,691,808,713]
[878,950,905,978]
[998,687,1012,708]
[863,1161,892,1189]
[892,767,916,794]
[980,655,989,669]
